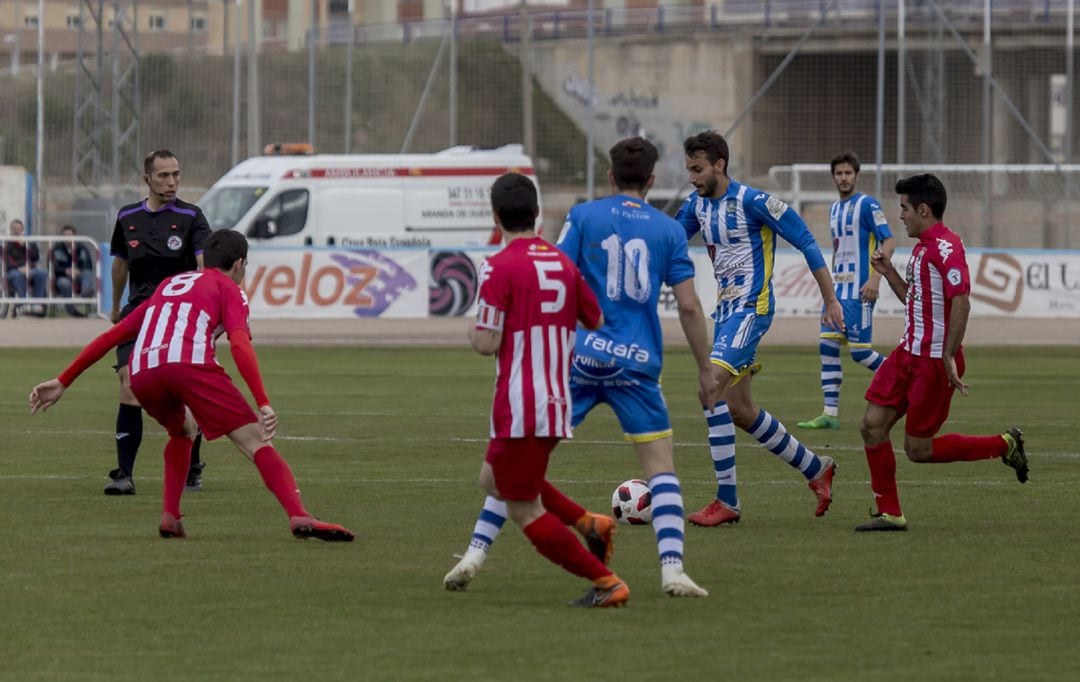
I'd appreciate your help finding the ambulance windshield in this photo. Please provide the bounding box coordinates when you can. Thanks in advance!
[200,186,268,230]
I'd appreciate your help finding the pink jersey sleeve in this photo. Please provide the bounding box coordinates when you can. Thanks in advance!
[474,257,508,332]
[935,233,970,299]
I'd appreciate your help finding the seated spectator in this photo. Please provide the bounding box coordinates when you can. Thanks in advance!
[52,224,97,317]
[4,219,47,316]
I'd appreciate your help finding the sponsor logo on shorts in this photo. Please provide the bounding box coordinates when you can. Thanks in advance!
[581,332,651,364]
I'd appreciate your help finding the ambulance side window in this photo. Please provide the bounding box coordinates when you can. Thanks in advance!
[251,189,309,239]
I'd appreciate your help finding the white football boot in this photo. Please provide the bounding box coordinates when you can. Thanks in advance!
[443,546,487,591]
[661,565,709,597]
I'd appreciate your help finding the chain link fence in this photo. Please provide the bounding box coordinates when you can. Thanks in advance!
[1,1,1078,247]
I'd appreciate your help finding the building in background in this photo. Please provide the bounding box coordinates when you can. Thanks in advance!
[1,1,211,67]
[2,0,696,65]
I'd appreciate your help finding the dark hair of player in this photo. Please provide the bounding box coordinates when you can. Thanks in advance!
[682,131,730,171]
[831,151,861,174]
[203,229,249,270]
[609,137,659,192]
[895,173,948,220]
[490,172,539,232]
[144,149,177,175]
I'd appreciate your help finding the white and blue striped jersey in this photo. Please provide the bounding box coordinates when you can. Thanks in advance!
[676,180,826,321]
[828,192,893,300]
[558,194,695,380]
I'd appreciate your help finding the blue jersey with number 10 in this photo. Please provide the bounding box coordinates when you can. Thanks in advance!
[557,194,695,380]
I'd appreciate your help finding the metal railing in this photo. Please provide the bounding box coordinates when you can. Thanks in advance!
[320,1,1076,46]
[0,235,102,318]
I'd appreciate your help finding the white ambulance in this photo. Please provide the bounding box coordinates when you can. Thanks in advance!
[199,144,540,248]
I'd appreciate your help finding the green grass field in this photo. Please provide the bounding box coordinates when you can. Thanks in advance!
[2,345,1078,681]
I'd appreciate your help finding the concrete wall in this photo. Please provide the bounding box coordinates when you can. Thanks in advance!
[526,27,1079,248]
[527,32,757,190]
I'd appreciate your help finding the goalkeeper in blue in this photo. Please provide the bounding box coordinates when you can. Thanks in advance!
[797,151,895,431]
[445,137,718,598]
[676,131,845,527]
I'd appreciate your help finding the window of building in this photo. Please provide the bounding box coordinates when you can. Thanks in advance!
[148,14,166,31]
[66,14,82,28]
[24,15,39,28]
[190,15,207,32]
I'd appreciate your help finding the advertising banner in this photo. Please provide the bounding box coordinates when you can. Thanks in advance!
[659,248,1080,319]
[162,245,1080,321]
[244,247,427,319]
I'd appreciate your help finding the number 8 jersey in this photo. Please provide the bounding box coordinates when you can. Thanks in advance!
[557,194,695,379]
[475,237,601,439]
[113,269,253,377]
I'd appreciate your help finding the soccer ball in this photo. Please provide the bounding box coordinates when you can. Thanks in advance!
[611,479,652,525]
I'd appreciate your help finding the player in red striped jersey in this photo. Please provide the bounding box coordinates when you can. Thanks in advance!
[855,174,1029,532]
[466,172,629,607]
[28,230,353,542]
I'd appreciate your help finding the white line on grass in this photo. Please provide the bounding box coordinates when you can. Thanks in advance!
[0,474,1069,487]
[9,430,1078,460]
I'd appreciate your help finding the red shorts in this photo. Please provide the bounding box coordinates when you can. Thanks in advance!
[131,364,258,441]
[865,346,965,438]
[484,437,560,501]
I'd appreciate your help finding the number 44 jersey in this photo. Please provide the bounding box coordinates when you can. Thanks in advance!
[557,195,695,380]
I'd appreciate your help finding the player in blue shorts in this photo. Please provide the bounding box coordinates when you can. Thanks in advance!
[445,137,717,598]
[676,131,846,527]
[797,151,895,430]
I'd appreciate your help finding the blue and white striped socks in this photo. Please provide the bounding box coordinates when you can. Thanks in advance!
[851,344,885,371]
[748,409,823,480]
[704,401,739,510]
[819,338,842,417]
[648,473,686,568]
[468,495,508,552]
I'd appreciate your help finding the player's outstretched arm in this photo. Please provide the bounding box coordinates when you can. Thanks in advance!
[31,313,143,414]
[671,279,719,406]
[29,379,66,414]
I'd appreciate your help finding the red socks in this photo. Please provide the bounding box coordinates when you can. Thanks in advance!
[540,480,587,526]
[523,512,611,582]
[162,436,193,517]
[864,441,902,517]
[931,434,1007,463]
[253,446,309,518]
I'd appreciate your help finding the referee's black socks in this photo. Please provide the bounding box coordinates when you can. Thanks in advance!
[115,403,143,477]
[190,431,203,469]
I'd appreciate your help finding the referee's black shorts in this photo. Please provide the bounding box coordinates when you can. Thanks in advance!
[113,301,139,371]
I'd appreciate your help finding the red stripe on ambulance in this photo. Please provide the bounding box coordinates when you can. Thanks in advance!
[290,167,535,180]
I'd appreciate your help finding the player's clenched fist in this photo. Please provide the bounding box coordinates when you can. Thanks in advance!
[870,249,894,275]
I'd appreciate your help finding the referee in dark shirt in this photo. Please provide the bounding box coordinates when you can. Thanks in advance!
[105,149,212,495]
